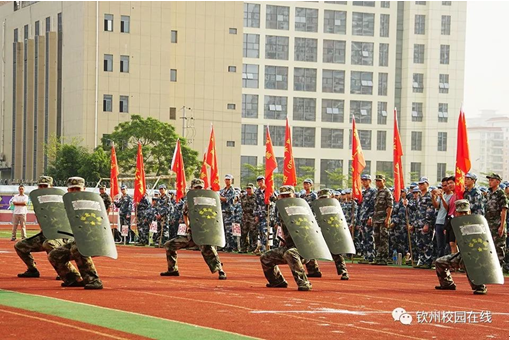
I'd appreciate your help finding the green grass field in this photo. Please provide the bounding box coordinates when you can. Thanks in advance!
[0,229,39,239]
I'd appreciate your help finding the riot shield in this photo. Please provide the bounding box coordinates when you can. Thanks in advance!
[63,192,117,259]
[312,198,355,255]
[187,190,225,247]
[29,188,73,240]
[276,198,332,261]
[451,215,504,285]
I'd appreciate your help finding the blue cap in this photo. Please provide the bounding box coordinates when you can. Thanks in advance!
[333,191,341,196]
[412,188,420,193]
[345,188,352,194]
[120,185,127,190]
[361,174,371,180]
[429,186,437,190]
[256,175,265,181]
[303,178,313,184]
[500,184,507,189]
[418,177,429,184]
[159,184,167,189]
[225,174,233,180]
[466,173,477,180]
[410,182,418,187]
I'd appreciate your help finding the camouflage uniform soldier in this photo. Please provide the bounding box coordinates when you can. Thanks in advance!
[154,184,173,247]
[135,193,151,246]
[299,179,323,278]
[99,185,112,211]
[390,189,409,257]
[254,176,269,252]
[358,175,377,263]
[260,185,312,291]
[220,174,236,252]
[370,175,393,265]
[434,200,487,295]
[463,173,485,216]
[484,173,508,268]
[232,190,243,251]
[160,179,226,280]
[47,177,104,289]
[341,189,360,255]
[240,183,258,253]
[407,187,421,263]
[114,185,134,243]
[410,177,436,268]
[172,197,186,239]
[14,176,73,279]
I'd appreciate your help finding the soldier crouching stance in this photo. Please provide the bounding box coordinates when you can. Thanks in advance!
[160,179,226,280]
[260,186,312,291]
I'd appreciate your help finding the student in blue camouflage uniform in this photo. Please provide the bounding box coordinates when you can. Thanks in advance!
[407,187,421,263]
[154,184,173,247]
[254,176,269,253]
[240,183,258,253]
[484,173,508,269]
[371,175,393,265]
[171,197,186,240]
[463,173,485,215]
[390,188,409,258]
[114,185,134,243]
[231,189,243,252]
[167,191,179,239]
[220,174,236,252]
[135,192,151,246]
[342,189,360,255]
[357,174,377,264]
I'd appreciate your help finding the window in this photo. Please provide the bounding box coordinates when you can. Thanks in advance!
[381,1,390,8]
[226,141,235,147]
[321,160,343,188]
[241,124,258,145]
[413,73,423,93]
[169,107,176,120]
[350,101,372,124]
[437,163,447,182]
[242,64,259,88]
[171,30,178,43]
[321,128,343,149]
[324,10,347,34]
[349,159,372,174]
[228,66,237,72]
[440,45,450,64]
[380,14,390,37]
[411,102,423,122]
[352,12,374,36]
[294,68,317,92]
[268,126,285,146]
[120,15,130,33]
[351,71,373,95]
[243,34,259,58]
[322,70,345,93]
[415,15,425,35]
[353,1,375,6]
[323,40,346,64]
[411,132,422,151]
[358,130,372,150]
[104,14,113,32]
[438,132,447,151]
[441,15,451,35]
[120,55,129,73]
[293,98,316,121]
[242,94,258,118]
[264,96,287,120]
[103,95,112,112]
[439,74,449,94]
[414,44,425,63]
[322,99,344,123]
[410,163,421,182]
[265,35,289,60]
[295,7,318,32]
[119,96,129,113]
[377,131,386,150]
[227,103,236,110]
[294,38,317,62]
[229,28,237,34]
[265,66,288,90]
[45,16,50,32]
[376,161,393,176]
[170,69,177,82]
[379,43,389,67]
[415,1,426,5]
[241,156,258,184]
[442,1,452,5]
[377,102,387,125]
[295,158,315,178]
[35,21,40,36]
[378,73,388,96]
[325,1,347,4]
[266,5,289,30]
[244,3,260,28]
[293,127,315,148]
[351,41,374,65]
[438,103,448,123]
[104,54,113,72]
[24,23,28,40]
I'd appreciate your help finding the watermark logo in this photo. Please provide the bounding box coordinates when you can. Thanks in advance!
[392,308,493,325]
[392,307,413,325]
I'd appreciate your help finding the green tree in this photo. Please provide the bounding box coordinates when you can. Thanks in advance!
[103,114,200,178]
[78,146,110,182]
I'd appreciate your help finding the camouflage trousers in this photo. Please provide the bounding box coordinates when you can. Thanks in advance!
[389,225,409,256]
[154,219,170,246]
[305,255,348,276]
[435,252,485,291]
[361,225,375,261]
[257,217,268,251]
[120,216,135,243]
[14,232,67,272]
[164,235,222,274]
[223,216,237,251]
[490,226,507,267]
[352,228,362,256]
[416,229,435,266]
[137,221,149,245]
[47,241,98,285]
[240,215,258,253]
[260,246,310,288]
[373,223,389,261]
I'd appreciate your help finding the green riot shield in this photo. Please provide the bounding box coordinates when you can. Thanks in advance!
[63,192,117,259]
[276,198,333,261]
[312,198,355,255]
[451,215,504,285]
[29,188,73,240]
[187,190,225,247]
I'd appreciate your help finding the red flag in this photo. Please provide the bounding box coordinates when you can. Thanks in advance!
[133,142,146,204]
[283,118,297,186]
[393,109,404,202]
[454,109,471,199]
[110,144,120,199]
[171,140,186,202]
[351,117,366,204]
[200,153,209,190]
[205,125,220,191]
[265,127,277,205]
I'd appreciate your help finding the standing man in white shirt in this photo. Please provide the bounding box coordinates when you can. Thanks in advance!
[12,185,29,241]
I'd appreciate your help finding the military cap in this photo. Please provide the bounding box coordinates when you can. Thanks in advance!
[375,174,385,181]
[99,184,107,189]
[410,182,418,187]
[279,185,295,195]
[480,186,488,192]
[345,188,352,194]
[455,199,470,213]
[159,184,167,189]
[256,175,265,181]
[224,174,234,180]
[333,191,341,196]
[361,174,371,180]
[418,177,429,184]
[486,173,502,181]
[67,176,85,189]
[120,185,127,190]
[153,191,160,197]
[38,175,53,186]
[340,190,346,195]
[318,188,332,198]
[412,188,420,193]
[429,186,437,191]
[246,183,255,189]
[303,178,313,184]
[465,173,477,180]
[191,179,205,189]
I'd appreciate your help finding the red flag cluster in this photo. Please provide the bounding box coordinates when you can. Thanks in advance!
[205,126,220,191]
[283,118,297,187]
[454,109,471,199]
[171,140,186,202]
[351,118,366,203]
[133,142,146,204]
[393,109,404,202]
[110,144,120,199]
[265,127,277,205]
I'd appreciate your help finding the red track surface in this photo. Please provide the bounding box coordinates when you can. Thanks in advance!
[0,239,508,340]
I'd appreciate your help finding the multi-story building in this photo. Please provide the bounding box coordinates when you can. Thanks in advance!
[240,1,466,188]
